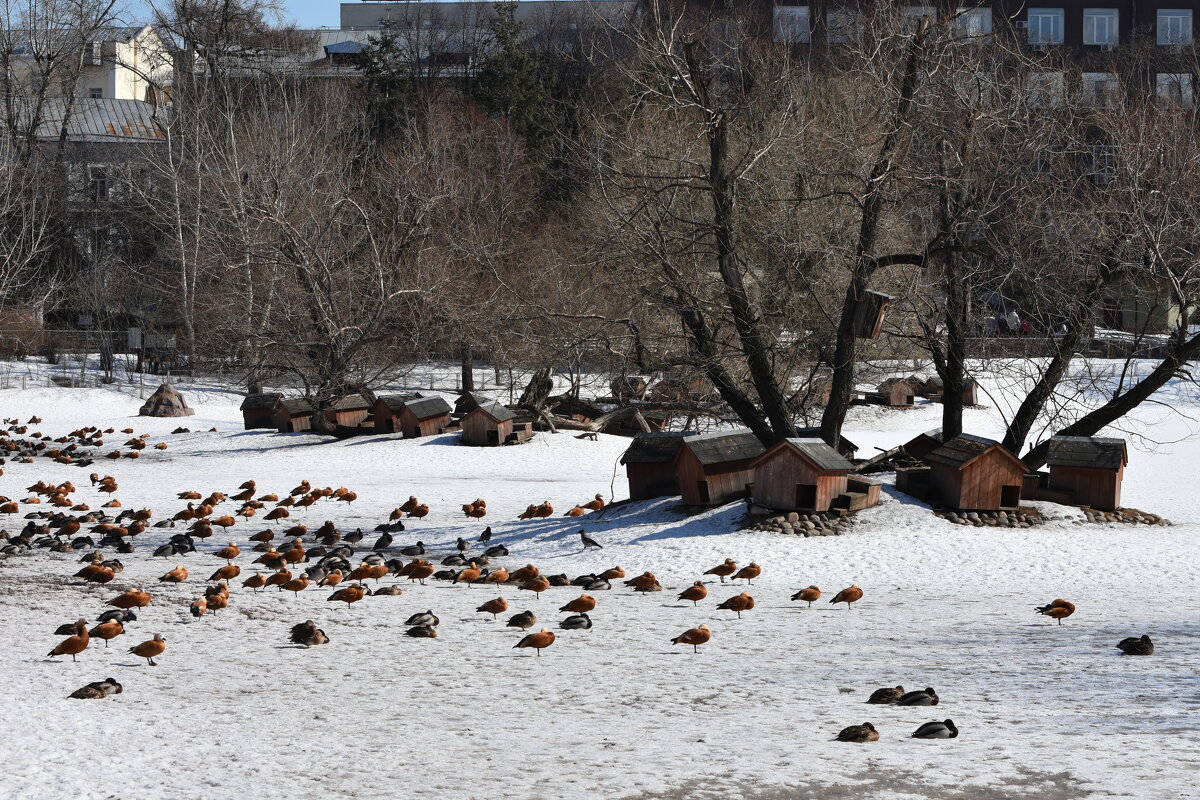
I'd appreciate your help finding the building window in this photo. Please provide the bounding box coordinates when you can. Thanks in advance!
[1157,72,1195,107]
[1026,71,1064,108]
[1081,72,1118,107]
[826,9,860,43]
[1083,9,1119,46]
[773,6,811,43]
[1084,144,1116,185]
[955,7,993,39]
[89,170,110,202]
[87,87,102,98]
[1027,8,1064,45]
[1158,9,1193,45]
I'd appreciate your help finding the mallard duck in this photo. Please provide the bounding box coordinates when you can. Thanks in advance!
[835,722,879,742]
[560,613,592,630]
[1116,635,1154,655]
[405,624,438,638]
[289,620,330,647]
[69,678,123,699]
[867,685,906,704]
[405,610,439,627]
[897,687,939,706]
[507,610,537,630]
[912,719,958,739]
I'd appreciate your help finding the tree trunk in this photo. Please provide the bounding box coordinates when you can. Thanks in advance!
[518,366,553,409]
[460,343,474,393]
[820,25,927,449]
[1022,333,1200,468]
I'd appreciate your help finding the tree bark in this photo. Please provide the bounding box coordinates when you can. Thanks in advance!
[820,24,928,449]
[460,343,475,393]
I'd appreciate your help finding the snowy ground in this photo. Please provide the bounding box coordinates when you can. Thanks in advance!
[0,367,1198,800]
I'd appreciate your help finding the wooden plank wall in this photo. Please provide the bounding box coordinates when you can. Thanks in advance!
[1049,465,1123,510]
[242,409,276,430]
[399,409,451,438]
[938,451,1024,510]
[753,450,847,511]
[462,412,512,445]
[627,463,680,500]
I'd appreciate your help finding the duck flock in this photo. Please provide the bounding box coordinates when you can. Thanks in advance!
[0,414,1161,747]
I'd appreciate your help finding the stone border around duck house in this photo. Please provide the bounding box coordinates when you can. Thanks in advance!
[933,508,1047,527]
[1058,507,1172,526]
[747,509,858,536]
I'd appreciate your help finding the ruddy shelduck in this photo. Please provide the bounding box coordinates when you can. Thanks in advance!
[671,624,711,653]
[1035,599,1076,625]
[704,559,737,583]
[129,633,166,666]
[513,628,556,655]
[791,585,821,608]
[677,581,708,606]
[733,562,761,585]
[48,619,90,661]
[477,597,509,619]
[717,592,755,618]
[830,584,863,609]
[559,594,596,614]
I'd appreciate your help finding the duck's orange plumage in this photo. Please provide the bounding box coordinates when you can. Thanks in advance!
[513,628,556,655]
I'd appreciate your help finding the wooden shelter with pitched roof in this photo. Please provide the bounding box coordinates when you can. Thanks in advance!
[240,393,282,430]
[372,394,421,433]
[673,429,765,506]
[1045,436,1127,511]
[925,433,1026,511]
[462,401,528,446]
[752,438,860,513]
[620,431,699,500]
[396,396,453,439]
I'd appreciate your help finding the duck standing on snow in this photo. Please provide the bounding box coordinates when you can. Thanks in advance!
[507,611,537,630]
[791,585,821,607]
[1035,599,1075,625]
[835,723,880,743]
[48,619,90,662]
[513,628,556,655]
[128,633,166,666]
[1116,635,1154,655]
[830,584,863,609]
[678,581,707,606]
[912,719,958,739]
[671,624,711,653]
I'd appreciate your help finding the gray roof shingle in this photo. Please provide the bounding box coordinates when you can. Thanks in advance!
[678,429,764,467]
[403,396,452,421]
[620,431,699,465]
[1046,436,1127,470]
[925,433,1017,468]
[777,438,855,471]
[473,401,516,423]
[240,392,282,411]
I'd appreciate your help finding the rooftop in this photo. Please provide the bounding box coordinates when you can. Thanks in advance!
[1046,436,1128,470]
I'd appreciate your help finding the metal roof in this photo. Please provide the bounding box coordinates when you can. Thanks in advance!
[472,401,516,423]
[765,438,855,472]
[677,428,764,467]
[403,396,452,420]
[239,392,282,411]
[925,433,1020,469]
[29,99,165,143]
[620,431,699,465]
[1046,436,1127,470]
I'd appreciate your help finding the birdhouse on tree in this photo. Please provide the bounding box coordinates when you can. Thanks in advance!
[852,290,893,339]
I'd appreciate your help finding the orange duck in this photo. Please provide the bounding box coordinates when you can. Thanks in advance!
[209,564,241,583]
[830,584,864,610]
[791,585,821,607]
[264,569,293,589]
[280,574,310,595]
[717,592,755,618]
[733,562,761,585]
[520,576,551,598]
[704,559,737,583]
[671,624,711,653]
[454,562,483,586]
[509,564,540,583]
[129,633,166,666]
[559,594,596,614]
[106,588,152,610]
[88,619,125,647]
[327,584,368,608]
[678,581,708,606]
[1035,599,1076,625]
[159,565,189,583]
[513,628,556,655]
[624,571,659,591]
[48,619,90,661]
[407,561,435,584]
[477,596,509,619]
[214,543,241,561]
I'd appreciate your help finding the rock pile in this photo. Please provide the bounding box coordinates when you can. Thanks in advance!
[139,383,195,418]
[1072,507,1170,526]
[934,508,1046,527]
[750,511,855,536]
